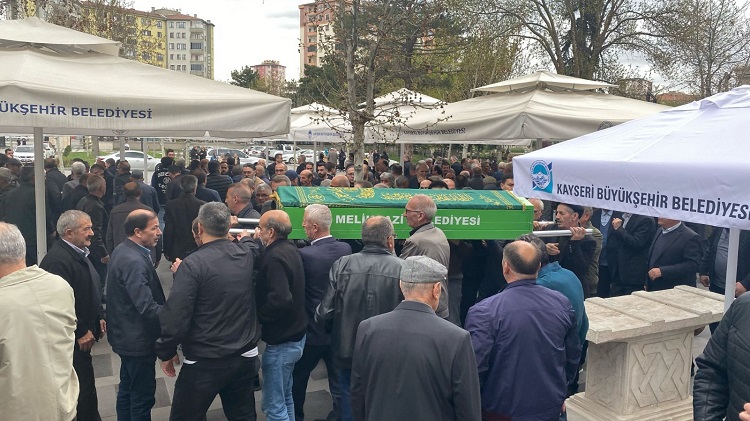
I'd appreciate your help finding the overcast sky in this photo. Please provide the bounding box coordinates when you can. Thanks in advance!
[131,0,304,82]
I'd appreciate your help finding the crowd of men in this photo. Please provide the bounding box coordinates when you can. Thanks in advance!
[1,146,750,421]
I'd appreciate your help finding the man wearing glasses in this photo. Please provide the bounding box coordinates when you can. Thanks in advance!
[400,194,451,319]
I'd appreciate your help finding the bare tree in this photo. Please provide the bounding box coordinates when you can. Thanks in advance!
[648,0,750,97]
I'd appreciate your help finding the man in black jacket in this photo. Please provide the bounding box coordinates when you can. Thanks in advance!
[646,218,701,291]
[205,160,233,202]
[40,210,105,421]
[76,174,110,287]
[106,182,161,264]
[608,213,656,296]
[44,157,67,193]
[316,216,404,421]
[292,204,352,421]
[694,292,750,421]
[255,210,307,421]
[107,209,165,421]
[157,202,262,420]
[163,175,205,262]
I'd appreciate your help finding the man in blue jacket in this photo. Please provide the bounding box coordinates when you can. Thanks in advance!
[107,209,166,421]
[465,241,581,421]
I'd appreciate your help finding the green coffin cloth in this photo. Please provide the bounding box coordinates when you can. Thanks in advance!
[276,187,527,210]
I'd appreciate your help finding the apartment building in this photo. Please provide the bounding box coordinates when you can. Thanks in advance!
[298,0,338,78]
[153,8,215,79]
[251,60,286,95]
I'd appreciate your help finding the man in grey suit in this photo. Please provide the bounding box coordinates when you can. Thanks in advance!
[351,256,481,421]
[400,194,450,318]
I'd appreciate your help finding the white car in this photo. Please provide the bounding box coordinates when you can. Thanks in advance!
[97,150,159,171]
[206,148,260,166]
[43,143,55,159]
[14,145,34,164]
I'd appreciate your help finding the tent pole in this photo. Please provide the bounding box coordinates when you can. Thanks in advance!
[142,138,148,180]
[33,127,47,263]
[726,227,740,310]
[400,143,405,165]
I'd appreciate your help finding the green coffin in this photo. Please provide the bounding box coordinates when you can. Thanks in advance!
[275,187,533,240]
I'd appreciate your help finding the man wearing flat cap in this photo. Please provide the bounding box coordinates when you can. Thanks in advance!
[543,203,597,289]
[351,256,481,421]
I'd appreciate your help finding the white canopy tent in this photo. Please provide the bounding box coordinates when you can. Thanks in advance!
[374,84,670,145]
[513,85,750,309]
[472,70,617,93]
[0,17,291,262]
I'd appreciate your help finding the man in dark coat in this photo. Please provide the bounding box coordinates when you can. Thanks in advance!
[225,182,260,224]
[44,157,68,193]
[61,173,90,212]
[40,210,105,421]
[106,182,161,264]
[0,166,54,265]
[164,175,205,262]
[255,210,307,421]
[293,204,352,421]
[107,209,165,420]
[351,256,481,421]
[591,208,622,298]
[130,170,159,212]
[608,213,657,296]
[205,160,233,202]
[193,170,221,203]
[76,174,110,286]
[646,218,702,291]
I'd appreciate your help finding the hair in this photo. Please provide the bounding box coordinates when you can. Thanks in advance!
[228,182,253,203]
[255,183,272,194]
[0,222,26,264]
[270,174,291,187]
[361,215,394,247]
[208,160,220,174]
[78,173,90,187]
[44,158,58,169]
[191,170,207,185]
[239,178,255,190]
[265,212,292,240]
[320,179,332,187]
[354,180,373,188]
[175,158,186,168]
[503,241,542,276]
[243,163,255,170]
[325,161,336,172]
[390,164,403,176]
[56,210,90,237]
[180,175,198,194]
[428,180,449,189]
[191,217,200,236]
[500,172,514,185]
[105,158,116,167]
[516,234,550,266]
[124,209,157,236]
[583,206,593,217]
[196,202,231,237]
[304,204,332,231]
[71,161,86,176]
[0,167,11,184]
[232,164,242,176]
[161,156,175,167]
[123,181,142,199]
[188,159,202,171]
[400,280,435,296]
[118,161,131,172]
[411,194,437,220]
[167,164,181,175]
[87,174,105,193]
[528,198,544,211]
[395,175,409,188]
[165,148,175,155]
[90,163,105,173]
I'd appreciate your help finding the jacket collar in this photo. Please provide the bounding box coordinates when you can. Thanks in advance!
[0,265,47,288]
[397,300,436,314]
[311,236,335,246]
[504,278,537,290]
[409,222,433,236]
[538,262,561,277]
[360,244,394,255]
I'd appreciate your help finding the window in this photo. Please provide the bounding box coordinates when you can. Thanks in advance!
[177,43,186,50]
[190,42,203,50]
[169,43,174,50]
[157,32,162,38]
[181,65,187,71]
[157,21,163,29]
[181,32,187,38]
[142,52,151,61]
[191,54,204,61]
[170,32,174,38]
[169,54,174,60]
[191,64,203,71]
[178,22,185,28]
[170,65,175,70]
[169,22,174,28]
[307,45,317,52]
[156,54,164,61]
[141,18,150,26]
[181,54,187,60]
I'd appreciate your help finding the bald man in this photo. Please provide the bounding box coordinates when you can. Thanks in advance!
[330,175,351,187]
[466,241,580,421]
[255,210,307,421]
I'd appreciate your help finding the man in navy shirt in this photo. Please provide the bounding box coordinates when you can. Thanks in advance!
[466,241,581,421]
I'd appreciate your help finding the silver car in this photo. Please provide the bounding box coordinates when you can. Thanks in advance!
[97,150,159,171]
[14,145,34,164]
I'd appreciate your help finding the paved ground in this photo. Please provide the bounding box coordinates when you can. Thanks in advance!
[93,258,714,420]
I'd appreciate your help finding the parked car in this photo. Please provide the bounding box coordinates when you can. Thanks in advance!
[206,148,260,166]
[43,143,55,159]
[14,145,34,164]
[96,150,158,171]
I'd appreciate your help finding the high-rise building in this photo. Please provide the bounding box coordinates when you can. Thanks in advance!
[298,0,339,78]
[251,60,286,95]
[153,8,215,79]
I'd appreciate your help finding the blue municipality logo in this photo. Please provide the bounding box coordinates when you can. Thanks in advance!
[531,160,553,193]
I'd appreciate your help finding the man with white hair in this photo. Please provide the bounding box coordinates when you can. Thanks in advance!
[63,160,86,198]
[0,222,79,421]
[293,204,352,421]
[41,210,106,421]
